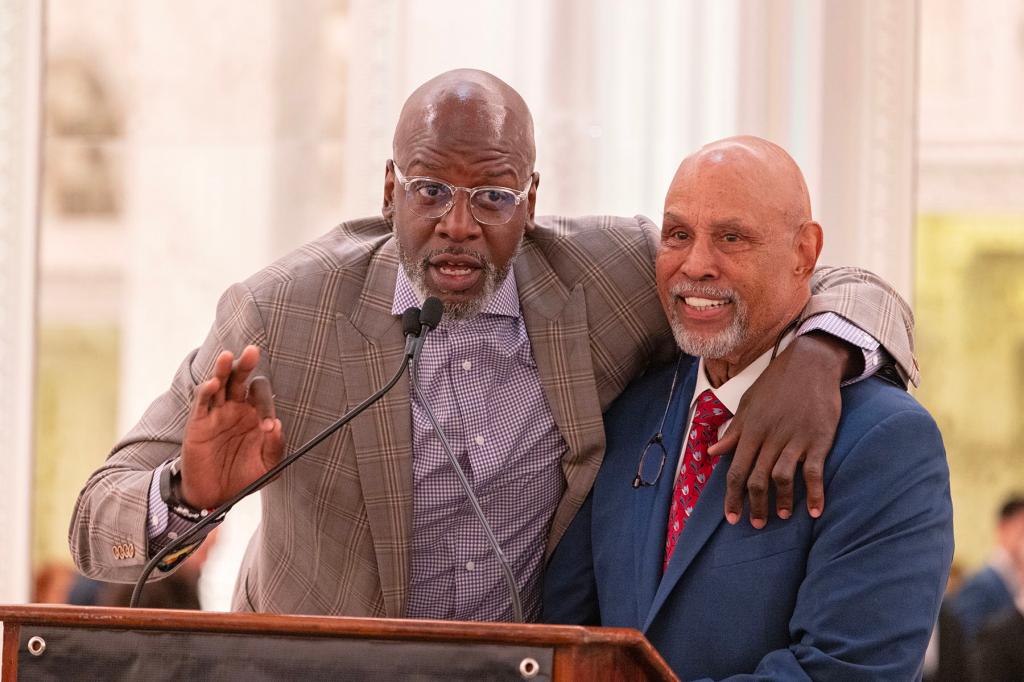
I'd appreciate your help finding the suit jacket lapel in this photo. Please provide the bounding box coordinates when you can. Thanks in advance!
[643,412,730,631]
[515,239,606,557]
[634,361,696,621]
[335,239,413,618]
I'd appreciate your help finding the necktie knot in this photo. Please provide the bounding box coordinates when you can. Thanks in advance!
[692,389,732,431]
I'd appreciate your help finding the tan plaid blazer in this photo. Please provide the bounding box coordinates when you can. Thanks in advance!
[69,214,916,618]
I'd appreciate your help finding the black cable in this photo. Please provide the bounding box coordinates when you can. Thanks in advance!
[130,315,420,608]
[408,355,525,623]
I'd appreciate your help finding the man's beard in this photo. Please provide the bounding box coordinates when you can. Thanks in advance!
[398,245,515,321]
[667,283,749,359]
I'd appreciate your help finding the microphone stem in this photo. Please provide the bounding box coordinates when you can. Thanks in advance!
[130,353,412,608]
[409,358,525,624]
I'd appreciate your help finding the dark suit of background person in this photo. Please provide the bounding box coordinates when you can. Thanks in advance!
[971,606,1024,682]
[543,358,954,680]
[949,563,1015,640]
[947,496,1024,643]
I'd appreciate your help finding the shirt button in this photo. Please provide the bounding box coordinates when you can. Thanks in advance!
[465,561,475,571]
[475,435,485,446]
[168,532,178,540]
[462,360,472,371]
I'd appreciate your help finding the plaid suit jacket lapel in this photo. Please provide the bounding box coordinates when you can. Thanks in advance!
[515,237,606,558]
[335,237,413,617]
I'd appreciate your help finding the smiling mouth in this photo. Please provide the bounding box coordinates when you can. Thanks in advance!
[683,296,731,310]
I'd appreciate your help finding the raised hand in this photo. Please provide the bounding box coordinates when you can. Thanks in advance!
[180,345,284,510]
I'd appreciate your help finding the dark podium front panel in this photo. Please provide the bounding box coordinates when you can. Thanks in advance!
[0,606,677,681]
[15,625,552,681]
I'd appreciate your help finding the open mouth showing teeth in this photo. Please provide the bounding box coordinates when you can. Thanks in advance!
[683,296,730,310]
[438,264,475,276]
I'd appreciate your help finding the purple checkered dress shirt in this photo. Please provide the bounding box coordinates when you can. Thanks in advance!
[393,268,565,622]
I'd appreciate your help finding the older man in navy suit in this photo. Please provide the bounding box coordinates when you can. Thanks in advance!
[543,136,954,681]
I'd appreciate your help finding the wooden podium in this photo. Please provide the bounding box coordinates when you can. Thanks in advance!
[0,605,677,681]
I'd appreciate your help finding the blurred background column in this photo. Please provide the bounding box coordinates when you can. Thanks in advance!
[739,0,918,299]
[0,0,43,603]
[117,0,340,610]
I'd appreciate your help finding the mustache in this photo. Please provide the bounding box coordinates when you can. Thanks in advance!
[668,282,737,301]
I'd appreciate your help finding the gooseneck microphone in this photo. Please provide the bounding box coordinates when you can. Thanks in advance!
[130,304,427,608]
[407,299,525,623]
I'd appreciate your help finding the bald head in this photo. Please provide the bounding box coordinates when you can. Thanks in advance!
[670,135,812,234]
[393,69,535,174]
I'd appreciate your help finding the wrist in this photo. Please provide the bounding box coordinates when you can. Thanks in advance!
[159,458,213,522]
[799,331,862,381]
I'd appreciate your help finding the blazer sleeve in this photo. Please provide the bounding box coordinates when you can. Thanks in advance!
[805,266,918,386]
[68,281,269,582]
[696,406,953,682]
[542,493,601,626]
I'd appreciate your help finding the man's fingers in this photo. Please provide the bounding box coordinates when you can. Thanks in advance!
[225,345,261,402]
[723,427,758,525]
[210,351,234,408]
[803,444,828,518]
[191,377,221,419]
[772,444,805,520]
[708,421,740,458]
[747,437,786,529]
[261,418,285,469]
[246,375,277,425]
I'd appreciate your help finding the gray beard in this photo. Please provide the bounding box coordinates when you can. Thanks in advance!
[397,245,515,321]
[667,283,749,359]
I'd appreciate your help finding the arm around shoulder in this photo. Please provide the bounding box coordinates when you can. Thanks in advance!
[806,266,918,386]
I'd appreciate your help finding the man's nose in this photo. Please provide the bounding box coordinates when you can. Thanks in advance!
[678,236,719,281]
[435,190,482,242]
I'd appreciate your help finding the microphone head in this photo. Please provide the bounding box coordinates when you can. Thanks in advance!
[420,297,443,330]
[401,307,422,337]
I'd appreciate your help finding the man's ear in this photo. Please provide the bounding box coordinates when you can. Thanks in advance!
[794,221,823,279]
[524,171,540,231]
[382,160,396,222]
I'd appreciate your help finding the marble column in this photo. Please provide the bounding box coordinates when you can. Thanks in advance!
[0,0,43,603]
[738,0,919,300]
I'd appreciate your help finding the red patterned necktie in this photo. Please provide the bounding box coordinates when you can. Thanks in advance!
[663,389,732,571]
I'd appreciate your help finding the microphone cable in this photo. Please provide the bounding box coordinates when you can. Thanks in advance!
[407,299,525,623]
[130,306,425,607]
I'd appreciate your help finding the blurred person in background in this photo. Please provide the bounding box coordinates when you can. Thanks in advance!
[971,556,1024,681]
[923,567,970,682]
[948,494,1024,641]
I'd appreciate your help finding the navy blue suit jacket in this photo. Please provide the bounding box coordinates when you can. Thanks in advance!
[543,359,954,681]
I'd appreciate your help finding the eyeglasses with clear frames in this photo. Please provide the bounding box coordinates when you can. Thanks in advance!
[392,162,532,226]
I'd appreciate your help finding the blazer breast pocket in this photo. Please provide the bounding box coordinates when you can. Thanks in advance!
[711,523,805,568]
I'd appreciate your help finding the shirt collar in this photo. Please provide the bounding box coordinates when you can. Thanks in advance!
[690,332,795,415]
[391,265,521,319]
